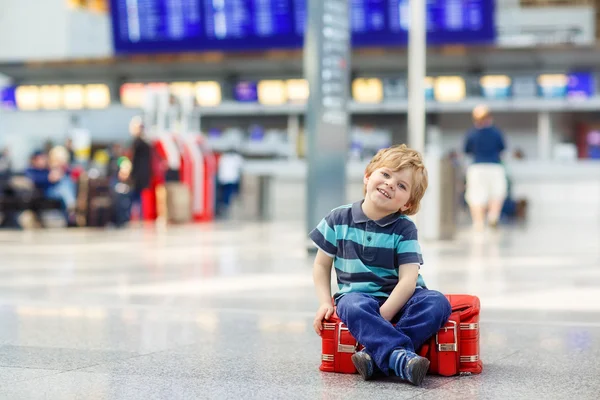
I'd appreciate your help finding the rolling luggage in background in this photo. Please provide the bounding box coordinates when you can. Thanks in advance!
[156,182,192,224]
[80,176,113,227]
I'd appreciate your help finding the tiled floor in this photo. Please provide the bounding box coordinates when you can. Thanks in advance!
[0,218,599,399]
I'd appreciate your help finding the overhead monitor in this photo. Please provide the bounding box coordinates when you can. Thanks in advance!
[234,81,259,102]
[39,85,63,110]
[257,80,287,105]
[0,86,17,110]
[286,79,309,103]
[382,78,407,100]
[480,75,511,99]
[169,82,195,98]
[195,81,222,106]
[84,84,111,109]
[352,78,383,104]
[537,74,568,98]
[63,85,85,110]
[120,83,146,108]
[15,86,41,111]
[434,76,466,102]
[511,75,537,98]
[424,77,435,100]
[567,72,595,100]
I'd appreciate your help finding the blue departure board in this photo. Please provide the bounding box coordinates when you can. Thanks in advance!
[110,0,495,54]
[382,0,494,45]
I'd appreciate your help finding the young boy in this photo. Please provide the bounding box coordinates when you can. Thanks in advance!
[310,144,451,386]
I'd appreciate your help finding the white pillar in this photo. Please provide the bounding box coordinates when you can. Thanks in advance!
[407,0,427,154]
[538,111,552,161]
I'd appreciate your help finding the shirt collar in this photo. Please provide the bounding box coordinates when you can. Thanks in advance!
[351,200,403,227]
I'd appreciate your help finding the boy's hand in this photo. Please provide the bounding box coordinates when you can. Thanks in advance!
[379,303,396,322]
[48,169,63,183]
[313,303,334,336]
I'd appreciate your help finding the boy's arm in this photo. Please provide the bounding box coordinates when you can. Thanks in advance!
[379,263,420,322]
[312,249,335,334]
[313,249,334,306]
[464,132,473,154]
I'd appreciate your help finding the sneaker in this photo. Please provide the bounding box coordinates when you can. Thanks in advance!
[351,350,375,381]
[389,349,430,386]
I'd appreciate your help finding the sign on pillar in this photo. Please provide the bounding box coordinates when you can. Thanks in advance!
[304,0,351,242]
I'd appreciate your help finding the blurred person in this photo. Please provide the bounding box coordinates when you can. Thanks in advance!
[107,142,124,179]
[129,116,152,219]
[513,148,526,161]
[310,145,450,386]
[43,140,54,155]
[24,151,51,191]
[464,105,507,230]
[111,157,132,227]
[47,146,77,223]
[25,149,76,225]
[0,147,12,226]
[0,147,11,182]
[217,147,244,217]
[65,138,75,165]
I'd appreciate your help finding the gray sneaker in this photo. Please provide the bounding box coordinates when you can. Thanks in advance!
[389,349,430,386]
[351,350,375,381]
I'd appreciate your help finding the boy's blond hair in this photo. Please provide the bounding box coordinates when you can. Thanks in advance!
[363,144,428,216]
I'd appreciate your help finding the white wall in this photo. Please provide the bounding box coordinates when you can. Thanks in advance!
[0,0,68,62]
[0,0,111,62]
[67,9,112,59]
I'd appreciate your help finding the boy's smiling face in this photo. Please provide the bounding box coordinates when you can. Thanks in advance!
[363,167,413,216]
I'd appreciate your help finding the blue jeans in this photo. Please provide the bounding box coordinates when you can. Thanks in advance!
[336,289,451,375]
[130,190,143,219]
[46,178,76,210]
[220,183,239,207]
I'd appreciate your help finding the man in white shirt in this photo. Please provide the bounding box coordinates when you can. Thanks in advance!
[217,149,244,216]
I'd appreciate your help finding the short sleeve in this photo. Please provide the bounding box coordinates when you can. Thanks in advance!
[309,212,338,258]
[396,229,424,266]
[464,131,474,154]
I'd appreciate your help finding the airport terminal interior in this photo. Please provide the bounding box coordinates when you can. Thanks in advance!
[1,0,600,398]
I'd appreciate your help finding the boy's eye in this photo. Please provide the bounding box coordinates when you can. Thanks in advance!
[398,184,406,190]
[382,172,390,178]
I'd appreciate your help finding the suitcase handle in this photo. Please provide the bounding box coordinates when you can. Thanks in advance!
[436,320,458,352]
[338,325,359,353]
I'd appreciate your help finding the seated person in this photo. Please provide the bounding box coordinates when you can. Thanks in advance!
[25,149,77,224]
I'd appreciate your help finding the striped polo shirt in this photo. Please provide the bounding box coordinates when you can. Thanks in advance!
[309,200,426,302]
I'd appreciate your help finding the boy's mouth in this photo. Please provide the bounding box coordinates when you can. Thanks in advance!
[377,188,391,199]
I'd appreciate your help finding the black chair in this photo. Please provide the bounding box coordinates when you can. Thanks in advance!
[0,175,63,228]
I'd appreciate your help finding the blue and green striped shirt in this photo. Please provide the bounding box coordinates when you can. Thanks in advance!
[309,201,426,303]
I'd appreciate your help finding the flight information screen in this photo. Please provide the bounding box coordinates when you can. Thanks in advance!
[382,0,495,45]
[110,0,495,54]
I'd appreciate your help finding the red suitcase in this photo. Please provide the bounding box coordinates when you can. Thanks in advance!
[319,294,482,376]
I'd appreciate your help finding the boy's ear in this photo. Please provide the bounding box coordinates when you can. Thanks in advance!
[401,203,411,212]
[363,173,369,186]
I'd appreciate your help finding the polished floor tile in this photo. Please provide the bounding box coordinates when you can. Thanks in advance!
[0,219,598,399]
[0,367,59,387]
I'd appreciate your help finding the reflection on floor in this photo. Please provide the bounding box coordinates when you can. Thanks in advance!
[0,219,598,399]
